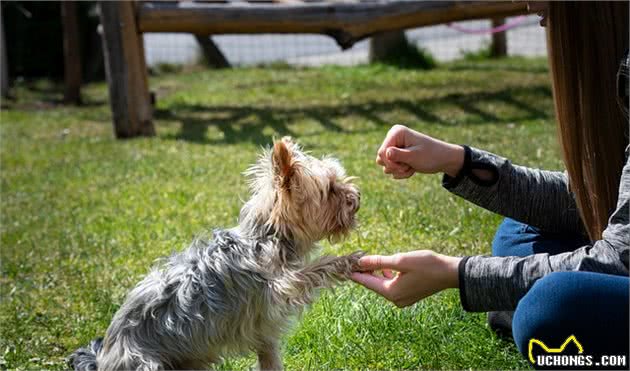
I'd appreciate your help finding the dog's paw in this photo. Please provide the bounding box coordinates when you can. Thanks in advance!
[342,251,365,276]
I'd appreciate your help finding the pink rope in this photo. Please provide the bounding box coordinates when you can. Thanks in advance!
[446,16,528,35]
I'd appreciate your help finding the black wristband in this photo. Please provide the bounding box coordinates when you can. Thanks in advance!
[442,145,471,189]
[458,256,472,312]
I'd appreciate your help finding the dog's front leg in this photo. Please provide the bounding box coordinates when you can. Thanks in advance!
[256,338,282,371]
[272,251,364,307]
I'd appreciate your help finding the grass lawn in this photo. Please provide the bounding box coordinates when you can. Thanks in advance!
[0,58,560,369]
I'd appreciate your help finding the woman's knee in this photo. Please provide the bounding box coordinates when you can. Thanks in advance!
[512,271,629,361]
[512,272,576,355]
[491,218,534,257]
[491,218,585,258]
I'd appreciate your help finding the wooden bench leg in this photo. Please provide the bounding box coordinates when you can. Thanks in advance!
[61,1,82,105]
[491,18,507,58]
[99,1,155,138]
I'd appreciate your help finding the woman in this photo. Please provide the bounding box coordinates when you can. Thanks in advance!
[351,1,629,367]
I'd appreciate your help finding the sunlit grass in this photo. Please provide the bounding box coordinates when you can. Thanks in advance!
[0,58,556,369]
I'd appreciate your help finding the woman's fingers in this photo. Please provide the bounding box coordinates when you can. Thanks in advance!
[394,163,412,173]
[358,255,402,271]
[392,168,414,179]
[350,272,391,297]
[382,269,395,279]
[381,160,411,175]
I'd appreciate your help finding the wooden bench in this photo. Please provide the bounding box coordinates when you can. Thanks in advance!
[98,0,528,138]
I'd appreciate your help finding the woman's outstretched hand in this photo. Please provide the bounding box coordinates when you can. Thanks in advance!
[363,125,464,306]
[376,125,465,179]
[350,251,462,308]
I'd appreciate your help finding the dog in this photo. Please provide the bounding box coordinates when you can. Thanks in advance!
[69,137,363,370]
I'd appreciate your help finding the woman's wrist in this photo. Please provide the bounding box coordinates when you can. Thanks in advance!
[438,254,462,289]
[442,144,465,178]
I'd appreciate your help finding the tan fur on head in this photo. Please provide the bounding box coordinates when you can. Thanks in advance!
[241,136,360,253]
[272,138,294,189]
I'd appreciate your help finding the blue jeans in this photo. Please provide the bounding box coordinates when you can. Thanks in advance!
[492,218,629,368]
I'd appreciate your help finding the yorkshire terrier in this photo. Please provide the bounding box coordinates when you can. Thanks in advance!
[69,137,363,370]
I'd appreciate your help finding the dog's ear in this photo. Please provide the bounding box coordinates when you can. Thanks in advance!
[272,137,294,188]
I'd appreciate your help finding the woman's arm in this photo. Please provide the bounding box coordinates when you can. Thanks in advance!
[443,145,585,235]
[354,148,629,310]
[460,148,629,311]
[377,125,585,235]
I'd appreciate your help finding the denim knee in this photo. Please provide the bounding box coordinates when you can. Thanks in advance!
[492,218,589,258]
[512,272,573,356]
[512,271,629,362]
[491,218,533,257]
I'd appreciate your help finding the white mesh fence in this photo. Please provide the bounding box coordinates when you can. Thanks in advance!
[143,15,546,67]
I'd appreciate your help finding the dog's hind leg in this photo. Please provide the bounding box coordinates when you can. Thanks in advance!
[256,339,282,371]
[272,251,364,307]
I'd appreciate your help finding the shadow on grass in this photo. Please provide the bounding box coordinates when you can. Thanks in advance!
[445,63,550,74]
[155,84,552,145]
[4,79,107,109]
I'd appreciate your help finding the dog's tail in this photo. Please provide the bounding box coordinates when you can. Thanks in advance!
[68,337,103,371]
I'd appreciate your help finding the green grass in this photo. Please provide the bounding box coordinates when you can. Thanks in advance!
[0,57,560,369]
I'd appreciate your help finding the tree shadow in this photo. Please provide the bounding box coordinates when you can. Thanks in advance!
[4,79,106,109]
[155,84,552,145]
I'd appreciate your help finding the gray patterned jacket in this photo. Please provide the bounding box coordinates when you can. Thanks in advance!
[444,51,630,312]
[444,145,629,312]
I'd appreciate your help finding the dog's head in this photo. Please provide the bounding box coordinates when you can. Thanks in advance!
[240,137,360,248]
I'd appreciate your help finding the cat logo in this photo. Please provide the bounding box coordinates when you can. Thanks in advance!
[528,335,584,364]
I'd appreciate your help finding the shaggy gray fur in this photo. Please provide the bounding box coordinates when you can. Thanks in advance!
[69,138,362,370]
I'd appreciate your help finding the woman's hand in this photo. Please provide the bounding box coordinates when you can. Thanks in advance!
[350,251,462,308]
[376,125,465,179]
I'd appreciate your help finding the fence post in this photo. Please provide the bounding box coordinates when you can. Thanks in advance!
[61,1,82,104]
[369,30,407,63]
[491,17,507,58]
[99,1,155,138]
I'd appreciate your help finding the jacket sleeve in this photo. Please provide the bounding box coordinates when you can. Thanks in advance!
[456,147,630,312]
[443,146,585,235]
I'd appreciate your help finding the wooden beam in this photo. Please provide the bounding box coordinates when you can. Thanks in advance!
[99,1,155,138]
[61,1,82,104]
[137,1,529,49]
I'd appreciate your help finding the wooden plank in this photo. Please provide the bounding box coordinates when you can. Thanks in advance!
[99,1,155,138]
[61,1,82,104]
[491,17,507,58]
[272,0,304,4]
[137,1,528,49]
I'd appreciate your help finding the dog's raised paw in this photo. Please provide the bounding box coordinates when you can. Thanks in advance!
[346,251,366,274]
